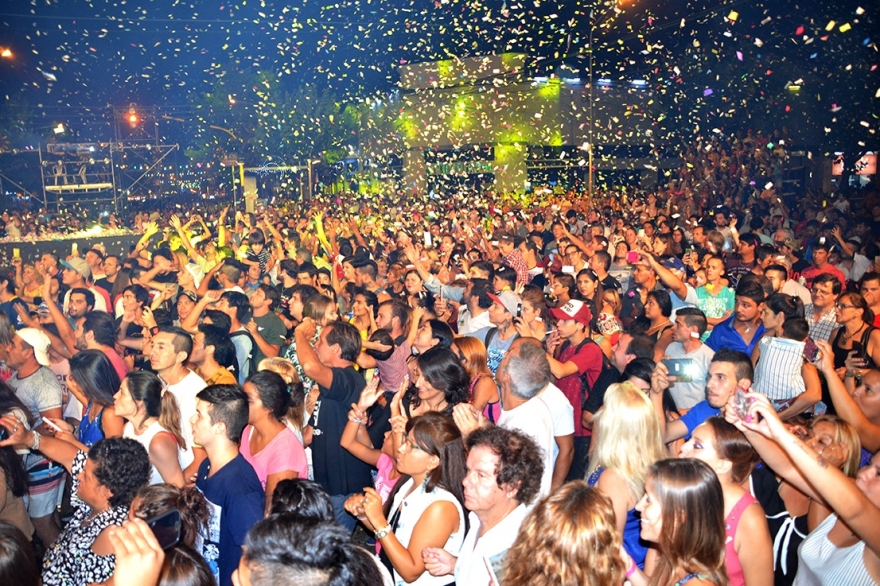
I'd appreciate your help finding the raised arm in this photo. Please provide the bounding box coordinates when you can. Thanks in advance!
[294,319,334,389]
[736,392,880,556]
[816,341,880,452]
[0,416,79,474]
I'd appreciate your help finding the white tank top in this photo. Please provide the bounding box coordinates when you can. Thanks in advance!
[794,513,876,586]
[123,420,182,485]
[388,477,465,586]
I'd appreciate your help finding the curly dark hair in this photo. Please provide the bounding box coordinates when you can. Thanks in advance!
[466,425,544,506]
[89,437,151,508]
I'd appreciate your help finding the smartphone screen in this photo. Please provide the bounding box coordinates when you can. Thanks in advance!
[662,358,695,383]
[146,509,182,550]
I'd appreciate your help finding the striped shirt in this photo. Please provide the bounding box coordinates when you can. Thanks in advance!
[793,513,875,586]
[753,336,806,401]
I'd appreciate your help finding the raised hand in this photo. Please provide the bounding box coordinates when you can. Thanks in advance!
[357,377,383,411]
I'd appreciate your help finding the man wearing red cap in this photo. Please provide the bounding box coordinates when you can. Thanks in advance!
[544,299,605,480]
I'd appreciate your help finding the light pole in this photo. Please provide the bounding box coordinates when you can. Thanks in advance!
[307,159,321,200]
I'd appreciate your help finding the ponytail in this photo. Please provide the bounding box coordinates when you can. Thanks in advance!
[159,391,187,451]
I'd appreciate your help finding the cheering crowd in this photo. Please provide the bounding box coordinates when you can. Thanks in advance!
[0,133,879,586]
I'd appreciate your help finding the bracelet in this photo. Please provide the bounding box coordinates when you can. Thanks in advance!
[625,557,637,578]
[29,431,41,451]
[374,523,392,540]
[845,372,854,378]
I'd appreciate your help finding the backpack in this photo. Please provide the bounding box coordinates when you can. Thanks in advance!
[557,337,614,408]
[228,330,257,380]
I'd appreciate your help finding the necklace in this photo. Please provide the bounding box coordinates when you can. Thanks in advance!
[842,322,866,342]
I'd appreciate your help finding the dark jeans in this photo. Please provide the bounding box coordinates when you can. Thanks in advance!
[330,493,358,532]
[566,435,592,482]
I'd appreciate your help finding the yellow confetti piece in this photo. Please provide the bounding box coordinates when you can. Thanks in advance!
[727,11,739,21]
[838,23,851,32]
[825,20,836,31]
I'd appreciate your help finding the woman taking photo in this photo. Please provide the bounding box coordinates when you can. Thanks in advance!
[587,382,667,570]
[679,417,773,586]
[0,419,151,586]
[114,370,186,487]
[512,286,550,342]
[67,349,124,446]
[629,458,729,586]
[830,291,879,375]
[240,370,309,512]
[352,412,467,586]
[728,392,880,586]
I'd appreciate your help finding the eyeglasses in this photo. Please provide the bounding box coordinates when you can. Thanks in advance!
[402,437,425,453]
[835,303,856,310]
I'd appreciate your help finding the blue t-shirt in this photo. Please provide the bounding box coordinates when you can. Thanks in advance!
[473,327,519,374]
[679,400,720,439]
[197,454,264,586]
[705,314,765,356]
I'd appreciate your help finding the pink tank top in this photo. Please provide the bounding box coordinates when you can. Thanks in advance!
[724,492,758,586]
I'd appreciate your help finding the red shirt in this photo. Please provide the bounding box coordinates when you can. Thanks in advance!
[554,338,604,437]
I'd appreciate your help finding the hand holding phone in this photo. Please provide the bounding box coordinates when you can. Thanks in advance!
[734,384,753,422]
[42,416,64,433]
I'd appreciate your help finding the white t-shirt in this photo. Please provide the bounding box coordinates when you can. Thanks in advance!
[498,396,555,499]
[536,382,575,463]
[663,342,715,410]
[163,369,207,468]
[455,505,530,586]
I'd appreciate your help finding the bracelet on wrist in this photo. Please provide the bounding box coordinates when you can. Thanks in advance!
[29,431,42,451]
[625,557,637,578]
[845,372,855,378]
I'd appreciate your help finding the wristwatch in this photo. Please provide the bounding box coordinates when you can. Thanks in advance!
[374,523,392,540]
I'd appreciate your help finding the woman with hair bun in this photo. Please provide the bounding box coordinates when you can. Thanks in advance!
[502,482,627,586]
[630,458,730,586]
[680,417,773,586]
[241,370,308,512]
[115,370,186,487]
[131,483,214,586]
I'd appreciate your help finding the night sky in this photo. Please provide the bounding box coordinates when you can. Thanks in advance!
[1,0,877,152]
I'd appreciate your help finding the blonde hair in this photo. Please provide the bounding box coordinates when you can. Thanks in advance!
[503,481,627,586]
[258,357,304,433]
[810,415,861,478]
[258,357,301,385]
[588,382,667,501]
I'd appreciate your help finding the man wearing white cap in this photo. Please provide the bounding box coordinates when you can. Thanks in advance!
[4,327,65,549]
[472,290,522,375]
[60,257,109,314]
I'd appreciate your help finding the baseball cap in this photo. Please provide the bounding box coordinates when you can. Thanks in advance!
[15,327,51,366]
[662,257,686,272]
[487,290,522,316]
[548,299,593,327]
[60,257,91,280]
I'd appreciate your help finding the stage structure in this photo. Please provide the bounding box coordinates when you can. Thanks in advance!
[38,106,178,213]
[396,53,675,195]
